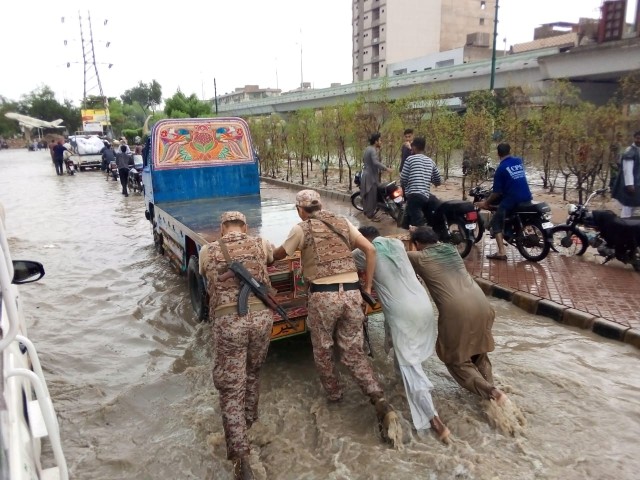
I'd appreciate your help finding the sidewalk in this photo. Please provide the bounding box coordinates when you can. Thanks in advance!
[261,177,640,349]
[465,240,640,349]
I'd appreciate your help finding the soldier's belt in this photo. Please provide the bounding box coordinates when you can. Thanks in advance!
[214,302,269,317]
[309,282,360,293]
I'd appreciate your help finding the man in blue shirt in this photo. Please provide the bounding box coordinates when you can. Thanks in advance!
[475,143,532,260]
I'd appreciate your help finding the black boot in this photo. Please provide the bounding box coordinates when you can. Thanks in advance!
[232,456,254,480]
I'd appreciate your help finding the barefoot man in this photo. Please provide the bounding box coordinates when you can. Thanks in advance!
[407,226,507,406]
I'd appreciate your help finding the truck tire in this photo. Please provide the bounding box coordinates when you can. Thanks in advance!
[188,256,209,322]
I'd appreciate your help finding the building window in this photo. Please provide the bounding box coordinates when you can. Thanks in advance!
[479,18,485,25]
[480,1,486,9]
[436,59,454,68]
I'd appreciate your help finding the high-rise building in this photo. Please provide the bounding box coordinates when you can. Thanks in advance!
[352,0,496,81]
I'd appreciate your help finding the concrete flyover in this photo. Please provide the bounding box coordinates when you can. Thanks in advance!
[219,38,640,116]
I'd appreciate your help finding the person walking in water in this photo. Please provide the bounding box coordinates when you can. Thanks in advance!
[199,211,275,480]
[353,225,450,442]
[360,133,391,222]
[51,140,66,176]
[408,226,508,407]
[272,190,401,445]
[115,144,133,196]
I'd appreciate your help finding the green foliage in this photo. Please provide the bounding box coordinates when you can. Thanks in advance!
[164,90,212,118]
[0,97,21,137]
[121,80,162,114]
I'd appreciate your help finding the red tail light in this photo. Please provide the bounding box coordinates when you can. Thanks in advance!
[391,187,403,198]
[465,211,478,221]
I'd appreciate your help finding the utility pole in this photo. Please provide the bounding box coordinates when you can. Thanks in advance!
[214,78,219,115]
[489,0,500,91]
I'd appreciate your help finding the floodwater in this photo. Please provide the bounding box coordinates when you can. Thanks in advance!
[1,149,639,480]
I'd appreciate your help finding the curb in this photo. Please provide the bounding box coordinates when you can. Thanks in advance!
[592,318,630,341]
[471,277,637,350]
[622,328,640,348]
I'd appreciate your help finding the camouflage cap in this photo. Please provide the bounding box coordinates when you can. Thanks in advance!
[295,189,321,208]
[220,211,247,224]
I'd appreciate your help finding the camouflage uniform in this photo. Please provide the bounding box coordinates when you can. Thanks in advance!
[200,211,274,461]
[282,191,384,403]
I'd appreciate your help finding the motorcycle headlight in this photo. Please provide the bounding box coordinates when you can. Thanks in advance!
[567,204,577,214]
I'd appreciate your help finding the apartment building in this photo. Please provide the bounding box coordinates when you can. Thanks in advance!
[352,0,496,81]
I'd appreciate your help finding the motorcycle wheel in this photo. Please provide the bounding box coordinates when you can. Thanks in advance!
[516,221,550,262]
[351,191,364,211]
[187,255,209,322]
[387,202,401,222]
[448,220,473,258]
[632,247,640,272]
[472,214,485,243]
[549,225,588,256]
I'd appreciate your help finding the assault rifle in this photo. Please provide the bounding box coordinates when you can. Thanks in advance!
[360,289,378,358]
[220,261,294,329]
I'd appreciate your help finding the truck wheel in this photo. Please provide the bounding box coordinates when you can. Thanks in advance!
[187,256,209,322]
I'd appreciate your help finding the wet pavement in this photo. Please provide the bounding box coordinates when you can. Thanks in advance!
[465,239,640,346]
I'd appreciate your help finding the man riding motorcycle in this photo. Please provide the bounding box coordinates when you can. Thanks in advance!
[474,143,532,261]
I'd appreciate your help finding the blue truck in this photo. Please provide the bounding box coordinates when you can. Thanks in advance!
[142,117,309,340]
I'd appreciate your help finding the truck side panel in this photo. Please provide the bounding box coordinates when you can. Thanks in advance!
[150,164,259,203]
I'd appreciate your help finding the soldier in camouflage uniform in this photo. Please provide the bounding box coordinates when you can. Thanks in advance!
[273,190,400,444]
[199,211,274,480]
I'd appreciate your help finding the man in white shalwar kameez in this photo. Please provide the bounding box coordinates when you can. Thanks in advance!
[353,226,449,442]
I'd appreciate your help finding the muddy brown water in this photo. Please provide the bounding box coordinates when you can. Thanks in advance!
[1,150,639,480]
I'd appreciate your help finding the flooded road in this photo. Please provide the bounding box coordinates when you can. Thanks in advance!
[1,149,639,480]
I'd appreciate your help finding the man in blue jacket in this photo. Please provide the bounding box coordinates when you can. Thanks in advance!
[475,143,532,260]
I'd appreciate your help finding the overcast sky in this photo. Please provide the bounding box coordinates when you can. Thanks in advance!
[0,0,636,106]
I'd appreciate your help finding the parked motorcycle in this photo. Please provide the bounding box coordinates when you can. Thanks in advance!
[471,186,554,262]
[587,209,640,272]
[548,188,606,256]
[462,156,496,180]
[351,178,405,225]
[128,161,144,194]
[65,158,76,175]
[421,195,477,258]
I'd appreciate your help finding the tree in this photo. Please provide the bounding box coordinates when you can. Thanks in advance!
[17,85,81,134]
[0,96,21,138]
[164,90,212,118]
[121,80,162,115]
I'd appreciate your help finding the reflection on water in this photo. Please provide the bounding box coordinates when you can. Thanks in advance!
[1,151,639,480]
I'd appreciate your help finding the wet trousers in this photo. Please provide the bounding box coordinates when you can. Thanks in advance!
[445,353,495,400]
[399,364,437,430]
[307,288,383,401]
[54,159,63,175]
[212,309,273,459]
[119,168,129,195]
[362,185,379,219]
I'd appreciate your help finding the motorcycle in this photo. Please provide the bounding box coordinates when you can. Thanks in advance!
[351,177,405,225]
[462,156,496,180]
[421,195,477,258]
[106,160,119,181]
[471,186,554,262]
[128,161,144,194]
[587,210,640,272]
[65,158,76,175]
[548,188,606,256]
[469,184,493,243]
